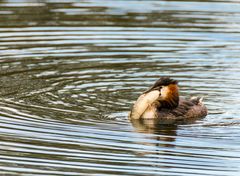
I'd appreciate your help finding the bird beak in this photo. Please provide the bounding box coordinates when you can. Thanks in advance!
[143,85,162,94]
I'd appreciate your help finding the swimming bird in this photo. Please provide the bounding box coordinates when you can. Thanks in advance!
[129,77,207,123]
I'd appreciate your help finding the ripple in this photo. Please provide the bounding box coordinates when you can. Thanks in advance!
[0,0,240,175]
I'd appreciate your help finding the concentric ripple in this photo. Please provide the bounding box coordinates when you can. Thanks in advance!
[0,0,240,175]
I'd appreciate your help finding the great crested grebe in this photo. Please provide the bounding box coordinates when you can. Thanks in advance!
[129,77,207,122]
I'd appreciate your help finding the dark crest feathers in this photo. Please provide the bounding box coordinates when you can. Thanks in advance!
[153,77,178,87]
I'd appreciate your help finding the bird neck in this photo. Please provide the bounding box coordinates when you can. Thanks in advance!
[159,84,179,109]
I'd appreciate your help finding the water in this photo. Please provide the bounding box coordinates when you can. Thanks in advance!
[0,0,240,175]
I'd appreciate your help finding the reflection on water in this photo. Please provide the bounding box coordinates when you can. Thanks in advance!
[131,119,177,146]
[0,0,240,175]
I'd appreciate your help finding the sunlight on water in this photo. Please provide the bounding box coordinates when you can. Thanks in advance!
[0,0,240,175]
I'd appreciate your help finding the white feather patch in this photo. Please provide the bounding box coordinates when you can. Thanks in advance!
[129,90,160,119]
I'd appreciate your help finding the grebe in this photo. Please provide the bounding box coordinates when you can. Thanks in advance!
[129,77,207,122]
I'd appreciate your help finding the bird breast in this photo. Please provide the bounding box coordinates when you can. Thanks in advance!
[129,90,160,119]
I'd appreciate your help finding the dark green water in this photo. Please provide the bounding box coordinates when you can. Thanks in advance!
[0,0,240,175]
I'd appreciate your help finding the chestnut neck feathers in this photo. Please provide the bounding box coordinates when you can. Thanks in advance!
[159,83,179,109]
[145,77,179,109]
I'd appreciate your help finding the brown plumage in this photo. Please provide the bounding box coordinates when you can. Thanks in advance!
[159,83,179,109]
[129,77,207,122]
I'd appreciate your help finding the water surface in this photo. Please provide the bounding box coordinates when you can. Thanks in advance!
[0,0,240,175]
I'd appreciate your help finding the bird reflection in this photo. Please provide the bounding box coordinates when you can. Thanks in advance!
[131,118,177,145]
[130,119,177,160]
[130,118,200,157]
